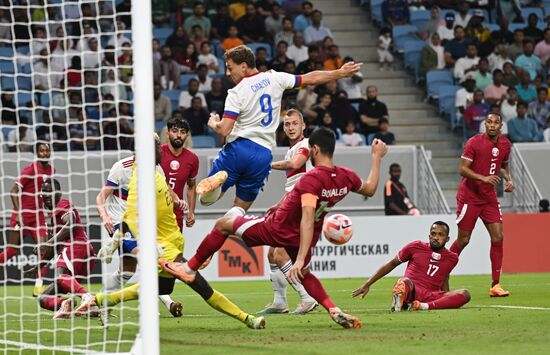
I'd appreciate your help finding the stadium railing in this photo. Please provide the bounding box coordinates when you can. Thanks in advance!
[416,145,451,215]
[509,144,544,213]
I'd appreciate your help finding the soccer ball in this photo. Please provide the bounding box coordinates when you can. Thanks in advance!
[322,214,353,245]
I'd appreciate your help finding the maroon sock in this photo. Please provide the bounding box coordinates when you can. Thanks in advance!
[449,241,463,256]
[57,275,87,295]
[39,265,48,279]
[188,228,227,271]
[428,293,468,310]
[301,272,336,312]
[40,295,64,311]
[490,241,504,285]
[0,247,18,264]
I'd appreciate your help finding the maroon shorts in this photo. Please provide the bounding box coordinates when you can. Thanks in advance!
[232,215,312,266]
[414,285,446,303]
[55,243,96,277]
[9,212,48,242]
[456,199,502,232]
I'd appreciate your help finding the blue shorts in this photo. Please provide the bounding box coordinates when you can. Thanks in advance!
[121,230,138,254]
[209,138,272,202]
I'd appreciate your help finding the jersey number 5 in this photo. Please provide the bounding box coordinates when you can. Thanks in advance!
[169,177,176,190]
[427,264,439,277]
[259,94,273,127]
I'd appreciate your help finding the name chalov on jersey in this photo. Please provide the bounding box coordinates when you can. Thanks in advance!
[223,70,302,151]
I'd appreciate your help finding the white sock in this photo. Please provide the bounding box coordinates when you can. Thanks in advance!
[279,260,315,302]
[34,278,43,288]
[159,295,175,310]
[200,186,222,206]
[269,264,287,307]
[183,262,197,275]
[223,206,246,218]
[104,270,134,292]
[420,302,429,310]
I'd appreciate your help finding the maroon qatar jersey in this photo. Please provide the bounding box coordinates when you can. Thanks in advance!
[15,162,54,218]
[456,133,511,205]
[52,199,89,245]
[269,165,363,247]
[398,241,458,292]
[159,144,199,227]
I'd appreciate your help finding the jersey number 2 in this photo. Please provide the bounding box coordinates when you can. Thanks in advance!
[489,162,496,175]
[427,264,439,277]
[259,94,273,127]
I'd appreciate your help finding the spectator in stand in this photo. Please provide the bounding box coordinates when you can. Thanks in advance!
[338,56,364,104]
[437,12,455,44]
[324,44,343,70]
[101,69,127,101]
[256,0,276,18]
[175,43,198,73]
[116,0,132,29]
[154,83,171,122]
[154,45,181,90]
[211,2,234,41]
[166,26,189,55]
[237,2,266,43]
[465,10,491,57]
[30,27,47,57]
[190,25,207,52]
[419,33,445,80]
[152,0,170,27]
[66,55,82,89]
[178,79,207,111]
[479,104,509,136]
[84,70,100,105]
[265,3,284,41]
[496,0,522,24]
[358,86,389,138]
[377,28,394,71]
[33,48,63,91]
[297,84,318,123]
[444,26,468,67]
[534,28,550,73]
[454,43,480,84]
[287,32,309,65]
[384,163,416,215]
[195,64,212,93]
[282,0,304,18]
[455,75,476,125]
[221,25,244,52]
[507,102,543,142]
[464,89,491,135]
[107,20,132,57]
[310,93,332,126]
[296,45,320,74]
[229,0,246,21]
[205,78,227,115]
[475,57,492,91]
[491,17,514,45]
[67,90,83,122]
[82,37,102,69]
[198,41,219,74]
[331,91,358,130]
[523,13,543,44]
[488,43,512,72]
[103,105,134,150]
[183,97,209,136]
[303,10,333,46]
[254,46,270,68]
[501,87,518,121]
[453,1,471,29]
[7,121,36,152]
[293,1,313,33]
[484,69,508,105]
[373,117,396,145]
[528,87,550,131]
[507,29,525,61]
[0,8,11,43]
[318,36,335,62]
[381,0,410,27]
[68,108,99,151]
[318,112,340,139]
[118,42,133,83]
[515,70,537,103]
[544,114,550,142]
[341,121,363,146]
[274,17,295,46]
[1,92,17,125]
[269,41,294,72]
[35,110,67,150]
[502,61,519,88]
[184,1,211,38]
[515,39,542,81]
[421,6,444,41]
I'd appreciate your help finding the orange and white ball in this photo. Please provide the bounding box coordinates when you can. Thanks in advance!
[322,214,353,245]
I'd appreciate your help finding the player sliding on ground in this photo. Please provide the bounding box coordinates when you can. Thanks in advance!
[160,128,387,329]
[77,136,265,329]
[352,221,471,311]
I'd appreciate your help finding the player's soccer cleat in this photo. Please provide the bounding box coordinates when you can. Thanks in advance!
[75,294,98,317]
[158,259,196,284]
[170,302,183,317]
[196,171,228,195]
[409,300,422,311]
[245,315,266,329]
[329,307,362,329]
[291,300,319,314]
[391,279,407,312]
[52,298,74,320]
[256,303,289,314]
[33,285,46,298]
[489,284,510,297]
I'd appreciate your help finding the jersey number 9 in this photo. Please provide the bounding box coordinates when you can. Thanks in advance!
[259,94,273,127]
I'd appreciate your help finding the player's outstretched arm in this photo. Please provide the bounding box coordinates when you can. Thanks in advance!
[459,158,500,186]
[355,139,387,197]
[500,161,514,192]
[96,186,115,234]
[300,61,363,86]
[352,256,402,298]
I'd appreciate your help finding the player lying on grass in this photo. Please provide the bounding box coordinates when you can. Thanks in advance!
[76,136,265,329]
[352,221,471,311]
[159,128,387,329]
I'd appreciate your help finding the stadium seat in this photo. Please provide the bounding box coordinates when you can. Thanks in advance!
[426,70,454,99]
[217,58,225,74]
[180,73,196,90]
[39,92,50,108]
[17,76,32,91]
[163,90,180,110]
[508,23,526,32]
[403,40,425,71]
[370,0,384,26]
[392,25,418,53]
[212,41,223,58]
[16,46,29,56]
[367,133,376,145]
[0,47,14,58]
[247,42,272,60]
[1,75,15,90]
[468,9,490,22]
[155,120,166,134]
[410,10,431,31]
[16,92,33,106]
[153,28,173,45]
[485,23,500,33]
[437,85,461,116]
[2,127,14,140]
[192,135,217,148]
[0,60,15,74]
[521,8,544,22]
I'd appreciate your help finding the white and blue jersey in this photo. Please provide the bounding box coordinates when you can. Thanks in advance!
[211,70,302,202]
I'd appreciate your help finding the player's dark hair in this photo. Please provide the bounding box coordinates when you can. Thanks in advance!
[35,141,50,154]
[432,221,450,235]
[224,45,256,68]
[309,127,335,158]
[167,117,191,133]
[389,163,400,172]
[43,177,61,191]
[487,112,502,123]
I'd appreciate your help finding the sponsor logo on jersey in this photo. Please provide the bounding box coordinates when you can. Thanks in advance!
[170,160,180,170]
[492,147,499,157]
[431,252,441,263]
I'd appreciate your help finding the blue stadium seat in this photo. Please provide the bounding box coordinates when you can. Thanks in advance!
[180,73,196,90]
[370,0,384,26]
[426,70,454,99]
[212,41,223,58]
[521,8,544,22]
[163,90,180,110]
[0,60,15,74]
[17,76,32,91]
[485,23,500,32]
[403,40,425,70]
[247,42,272,60]
[39,92,51,108]
[468,9,490,22]
[16,92,33,106]
[16,46,29,56]
[392,25,418,53]
[410,10,431,31]
[438,85,461,115]
[508,23,526,32]
[367,133,376,145]
[192,135,216,148]
[153,28,173,45]
[1,75,15,90]
[0,47,14,58]
[2,127,14,140]
[155,120,166,134]
[217,58,225,74]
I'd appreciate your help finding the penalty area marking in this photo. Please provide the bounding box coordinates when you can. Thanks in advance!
[0,339,129,354]
[473,305,550,311]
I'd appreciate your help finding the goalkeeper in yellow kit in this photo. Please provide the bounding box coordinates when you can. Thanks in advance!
[76,136,265,329]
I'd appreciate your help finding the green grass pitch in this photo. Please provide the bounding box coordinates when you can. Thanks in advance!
[1,273,549,354]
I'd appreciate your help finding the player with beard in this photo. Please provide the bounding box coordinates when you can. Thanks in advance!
[352,221,471,311]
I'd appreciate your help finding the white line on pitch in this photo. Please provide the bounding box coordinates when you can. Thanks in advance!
[473,305,550,310]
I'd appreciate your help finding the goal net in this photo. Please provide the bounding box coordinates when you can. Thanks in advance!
[0,1,157,353]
